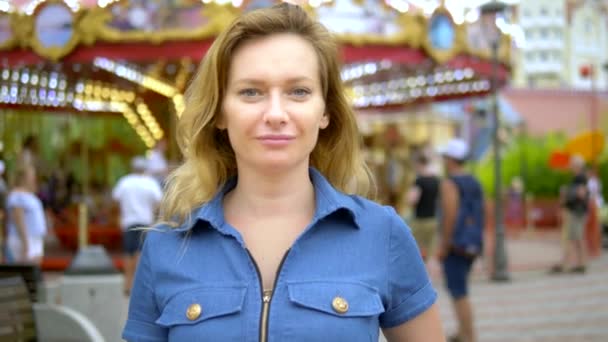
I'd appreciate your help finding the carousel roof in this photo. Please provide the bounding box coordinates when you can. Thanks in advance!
[0,0,514,148]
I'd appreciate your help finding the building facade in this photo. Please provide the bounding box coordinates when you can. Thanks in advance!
[513,0,608,90]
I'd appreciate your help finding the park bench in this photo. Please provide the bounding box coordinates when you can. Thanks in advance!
[0,265,105,342]
[0,276,37,341]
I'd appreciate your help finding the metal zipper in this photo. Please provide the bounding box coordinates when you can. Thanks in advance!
[260,290,272,342]
[247,249,290,342]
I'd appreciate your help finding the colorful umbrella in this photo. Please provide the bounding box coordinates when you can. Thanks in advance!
[563,131,605,163]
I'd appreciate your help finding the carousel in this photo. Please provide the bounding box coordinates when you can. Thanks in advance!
[0,0,512,268]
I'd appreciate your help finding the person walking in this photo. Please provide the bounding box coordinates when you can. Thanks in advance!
[146,138,169,186]
[585,168,603,258]
[4,166,48,264]
[551,155,589,274]
[438,138,485,342]
[112,156,162,295]
[408,153,440,262]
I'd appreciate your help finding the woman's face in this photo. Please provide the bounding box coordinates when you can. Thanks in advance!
[220,33,329,173]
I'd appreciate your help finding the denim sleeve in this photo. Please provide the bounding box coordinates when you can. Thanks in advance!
[122,233,167,341]
[379,206,437,328]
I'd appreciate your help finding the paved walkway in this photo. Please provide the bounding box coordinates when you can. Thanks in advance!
[429,229,565,281]
[381,231,608,342]
[426,255,608,342]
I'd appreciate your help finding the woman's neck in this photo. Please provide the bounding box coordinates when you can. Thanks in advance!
[224,165,315,219]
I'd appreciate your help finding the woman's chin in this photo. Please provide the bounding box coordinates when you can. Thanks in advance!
[250,158,308,173]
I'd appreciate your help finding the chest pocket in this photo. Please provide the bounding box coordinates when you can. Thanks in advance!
[156,285,247,340]
[285,281,385,341]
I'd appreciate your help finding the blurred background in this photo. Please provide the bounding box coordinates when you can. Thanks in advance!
[0,0,607,341]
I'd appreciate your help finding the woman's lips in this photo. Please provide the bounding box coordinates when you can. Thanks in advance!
[257,134,294,146]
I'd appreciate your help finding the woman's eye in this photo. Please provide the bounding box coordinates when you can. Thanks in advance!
[239,89,261,97]
[291,88,311,97]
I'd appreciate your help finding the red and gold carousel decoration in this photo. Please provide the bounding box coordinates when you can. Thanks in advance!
[1,0,510,125]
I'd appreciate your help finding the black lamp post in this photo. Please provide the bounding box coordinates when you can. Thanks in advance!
[480,0,510,282]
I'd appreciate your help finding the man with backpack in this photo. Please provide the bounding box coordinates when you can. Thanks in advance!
[551,154,589,274]
[438,138,485,342]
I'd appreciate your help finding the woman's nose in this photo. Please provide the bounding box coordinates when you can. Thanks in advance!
[263,90,288,126]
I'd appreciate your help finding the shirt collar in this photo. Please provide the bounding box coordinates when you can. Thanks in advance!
[308,168,360,229]
[174,168,361,232]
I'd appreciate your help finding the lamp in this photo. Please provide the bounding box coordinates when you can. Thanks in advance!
[480,0,510,282]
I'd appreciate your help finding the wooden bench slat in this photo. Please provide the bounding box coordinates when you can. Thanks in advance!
[0,276,37,342]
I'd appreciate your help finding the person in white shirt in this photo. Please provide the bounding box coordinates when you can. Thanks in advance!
[112,156,163,294]
[5,166,47,264]
[146,139,169,186]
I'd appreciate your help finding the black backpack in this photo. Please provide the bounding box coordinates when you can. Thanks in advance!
[450,175,484,257]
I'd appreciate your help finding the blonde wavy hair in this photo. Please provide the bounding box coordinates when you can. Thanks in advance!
[160,3,373,227]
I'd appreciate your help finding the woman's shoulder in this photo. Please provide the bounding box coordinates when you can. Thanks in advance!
[344,195,419,265]
[144,223,181,238]
[344,194,405,232]
[139,223,191,257]
[346,194,389,212]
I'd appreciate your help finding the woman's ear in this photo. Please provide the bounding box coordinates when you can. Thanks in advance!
[216,112,226,130]
[319,113,329,129]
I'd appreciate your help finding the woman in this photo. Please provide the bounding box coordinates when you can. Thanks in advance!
[5,166,47,264]
[123,4,443,341]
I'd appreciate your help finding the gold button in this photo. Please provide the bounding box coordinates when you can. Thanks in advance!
[332,297,349,314]
[186,303,202,320]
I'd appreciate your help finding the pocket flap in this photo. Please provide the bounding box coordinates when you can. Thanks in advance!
[287,281,385,317]
[156,285,247,326]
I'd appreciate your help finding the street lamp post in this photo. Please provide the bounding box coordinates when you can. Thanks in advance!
[603,62,608,86]
[480,0,510,282]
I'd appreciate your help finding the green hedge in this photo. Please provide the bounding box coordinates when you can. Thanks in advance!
[472,132,608,200]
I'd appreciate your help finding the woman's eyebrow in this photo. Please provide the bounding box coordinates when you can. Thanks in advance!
[232,76,315,85]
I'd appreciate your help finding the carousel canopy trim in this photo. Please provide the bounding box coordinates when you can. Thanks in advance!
[1,0,513,121]
[93,57,184,117]
[350,66,492,108]
[93,57,178,98]
[0,0,512,66]
[0,64,163,148]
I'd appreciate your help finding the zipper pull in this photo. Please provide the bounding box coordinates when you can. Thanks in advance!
[263,290,272,303]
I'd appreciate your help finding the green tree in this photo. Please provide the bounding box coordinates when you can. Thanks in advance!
[473,133,572,198]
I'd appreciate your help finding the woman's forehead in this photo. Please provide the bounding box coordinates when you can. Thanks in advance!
[228,34,320,81]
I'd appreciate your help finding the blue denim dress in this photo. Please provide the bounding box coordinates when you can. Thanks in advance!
[123,169,436,341]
